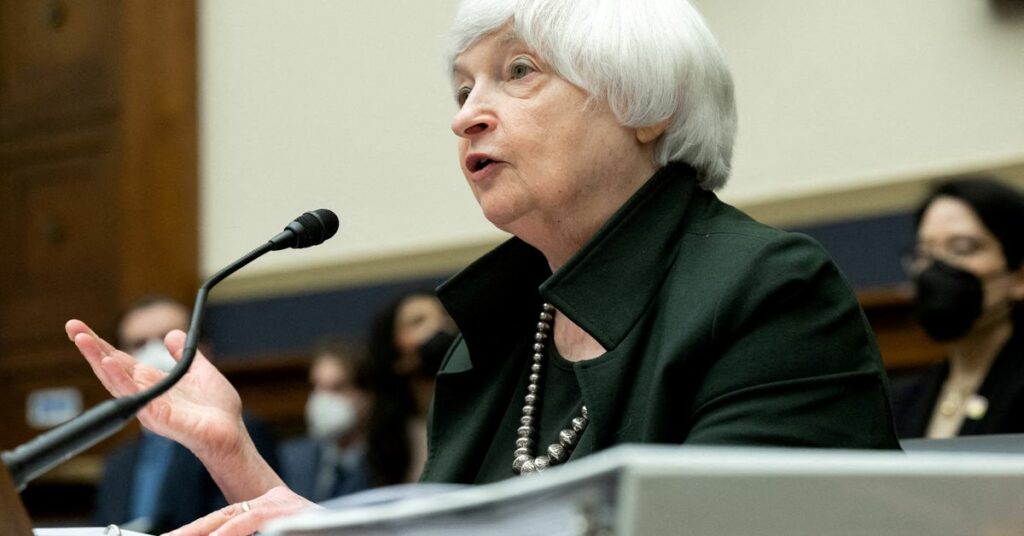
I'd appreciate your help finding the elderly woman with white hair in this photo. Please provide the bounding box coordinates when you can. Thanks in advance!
[65,0,900,533]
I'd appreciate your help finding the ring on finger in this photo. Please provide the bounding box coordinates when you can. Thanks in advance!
[241,500,251,513]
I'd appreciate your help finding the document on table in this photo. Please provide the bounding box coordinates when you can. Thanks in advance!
[34,527,152,536]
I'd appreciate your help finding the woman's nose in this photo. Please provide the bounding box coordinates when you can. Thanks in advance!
[450,90,495,138]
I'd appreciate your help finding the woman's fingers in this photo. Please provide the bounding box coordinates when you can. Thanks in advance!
[207,509,267,536]
[164,329,188,361]
[65,319,120,356]
[68,318,168,398]
[67,323,124,395]
[163,329,213,373]
[68,322,135,374]
[163,501,251,536]
[164,487,318,536]
[71,335,116,394]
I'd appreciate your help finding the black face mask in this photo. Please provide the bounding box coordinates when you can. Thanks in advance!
[913,260,984,342]
[417,330,457,376]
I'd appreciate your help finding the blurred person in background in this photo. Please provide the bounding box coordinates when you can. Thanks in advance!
[92,296,279,533]
[891,178,1024,438]
[366,290,458,485]
[278,339,373,502]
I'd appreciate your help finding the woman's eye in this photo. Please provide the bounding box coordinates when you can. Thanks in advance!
[509,60,535,80]
[948,237,983,257]
[456,86,471,106]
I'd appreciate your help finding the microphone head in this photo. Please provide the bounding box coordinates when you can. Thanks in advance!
[270,209,339,250]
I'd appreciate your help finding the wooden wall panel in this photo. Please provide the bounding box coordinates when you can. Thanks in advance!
[0,0,197,524]
[859,288,946,371]
[0,0,119,135]
[0,153,119,346]
[116,0,198,307]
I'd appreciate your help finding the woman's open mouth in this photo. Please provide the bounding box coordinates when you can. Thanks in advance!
[472,157,492,171]
[466,153,504,180]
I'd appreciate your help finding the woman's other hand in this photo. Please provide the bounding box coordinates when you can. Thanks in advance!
[165,486,319,536]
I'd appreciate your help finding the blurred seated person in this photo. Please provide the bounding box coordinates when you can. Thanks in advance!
[892,178,1024,438]
[366,290,457,485]
[278,339,373,502]
[93,296,279,533]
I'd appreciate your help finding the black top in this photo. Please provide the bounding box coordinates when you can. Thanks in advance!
[890,318,1024,438]
[474,344,585,483]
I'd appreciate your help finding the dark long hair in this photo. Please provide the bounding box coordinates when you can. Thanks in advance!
[914,177,1024,270]
[364,290,436,486]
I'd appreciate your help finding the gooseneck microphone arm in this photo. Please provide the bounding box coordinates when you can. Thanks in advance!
[1,209,339,491]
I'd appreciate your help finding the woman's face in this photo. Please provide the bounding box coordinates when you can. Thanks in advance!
[392,295,453,375]
[450,27,655,240]
[916,196,1024,313]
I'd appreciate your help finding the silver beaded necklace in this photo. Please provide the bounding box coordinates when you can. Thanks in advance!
[512,303,590,475]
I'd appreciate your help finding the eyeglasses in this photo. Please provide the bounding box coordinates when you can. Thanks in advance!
[901,235,993,276]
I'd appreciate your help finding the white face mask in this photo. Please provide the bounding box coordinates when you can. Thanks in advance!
[134,339,178,373]
[305,391,358,440]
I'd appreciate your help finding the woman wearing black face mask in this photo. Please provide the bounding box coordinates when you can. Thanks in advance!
[891,178,1024,439]
[365,290,457,486]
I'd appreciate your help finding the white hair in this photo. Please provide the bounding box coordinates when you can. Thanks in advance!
[447,0,737,190]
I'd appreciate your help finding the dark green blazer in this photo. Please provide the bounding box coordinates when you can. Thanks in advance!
[423,163,900,484]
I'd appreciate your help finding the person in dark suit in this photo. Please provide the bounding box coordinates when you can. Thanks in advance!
[891,178,1024,438]
[92,296,279,533]
[278,339,372,502]
[66,1,900,533]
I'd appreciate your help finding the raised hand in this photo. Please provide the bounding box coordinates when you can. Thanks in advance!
[165,486,319,536]
[65,319,245,459]
[65,319,285,500]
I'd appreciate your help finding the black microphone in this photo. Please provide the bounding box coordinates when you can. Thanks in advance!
[0,209,339,491]
[269,208,339,250]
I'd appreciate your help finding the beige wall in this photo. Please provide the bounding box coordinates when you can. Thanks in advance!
[199,0,480,285]
[199,0,1024,296]
[693,0,1024,206]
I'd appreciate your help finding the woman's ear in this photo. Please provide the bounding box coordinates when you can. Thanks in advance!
[636,117,672,144]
